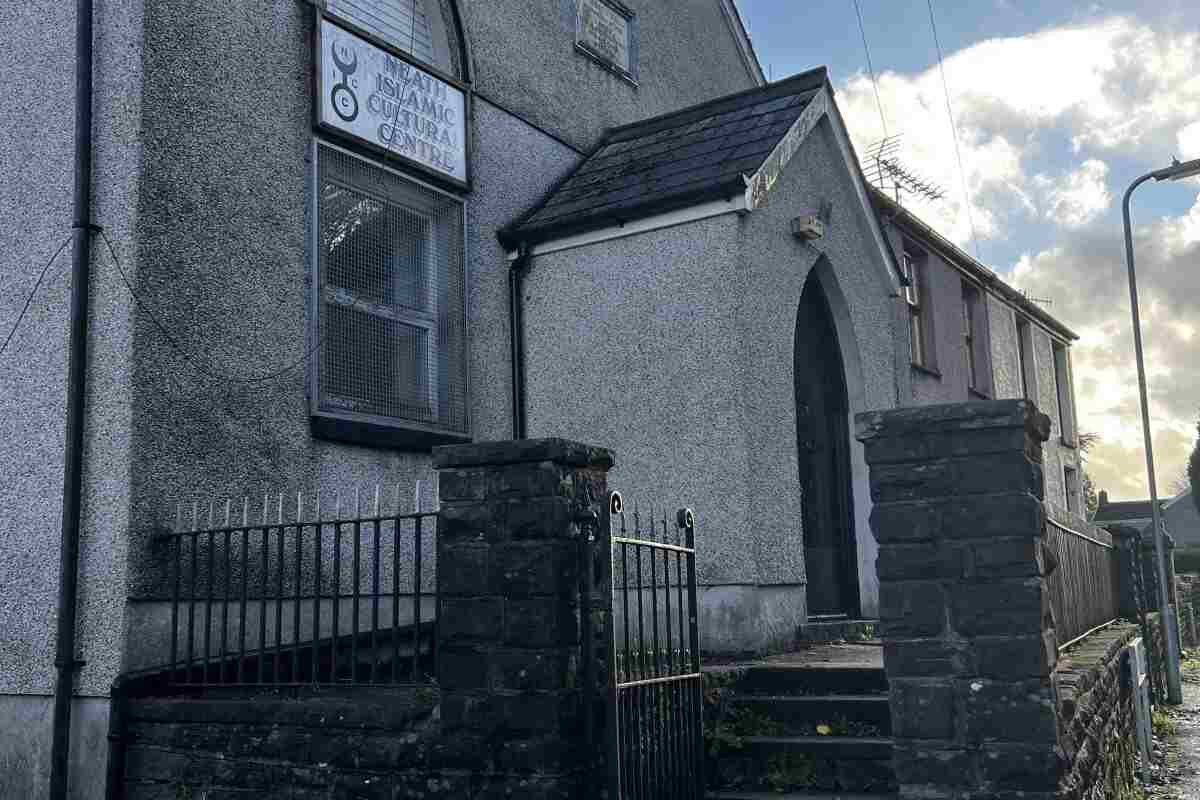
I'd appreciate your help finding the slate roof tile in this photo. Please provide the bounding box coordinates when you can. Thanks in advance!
[502,67,829,246]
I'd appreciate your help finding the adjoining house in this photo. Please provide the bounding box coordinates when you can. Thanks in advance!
[0,0,1090,795]
[870,188,1086,515]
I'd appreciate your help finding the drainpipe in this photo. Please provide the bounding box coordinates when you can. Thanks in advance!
[508,243,531,439]
[50,0,95,796]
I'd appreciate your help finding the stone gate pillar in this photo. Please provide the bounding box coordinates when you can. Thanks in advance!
[856,400,1060,800]
[433,438,613,798]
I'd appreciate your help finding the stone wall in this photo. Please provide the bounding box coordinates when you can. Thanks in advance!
[113,439,612,800]
[1055,622,1140,800]
[857,400,1061,800]
[859,399,1158,800]
[121,686,452,799]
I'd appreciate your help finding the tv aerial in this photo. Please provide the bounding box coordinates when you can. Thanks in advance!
[862,135,946,205]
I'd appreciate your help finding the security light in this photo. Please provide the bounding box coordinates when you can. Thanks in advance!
[1152,157,1200,182]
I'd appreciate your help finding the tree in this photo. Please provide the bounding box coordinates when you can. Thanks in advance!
[1188,415,1200,516]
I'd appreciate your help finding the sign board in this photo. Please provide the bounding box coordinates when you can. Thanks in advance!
[319,18,467,186]
[576,0,633,77]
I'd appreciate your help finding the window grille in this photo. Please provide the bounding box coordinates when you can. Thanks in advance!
[327,0,437,66]
[313,142,468,443]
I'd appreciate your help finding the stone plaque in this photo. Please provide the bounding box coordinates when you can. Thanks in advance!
[576,0,632,75]
[319,18,467,185]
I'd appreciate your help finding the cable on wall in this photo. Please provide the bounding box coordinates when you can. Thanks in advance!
[0,236,72,358]
[96,227,324,387]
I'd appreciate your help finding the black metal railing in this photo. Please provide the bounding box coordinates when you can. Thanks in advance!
[1045,506,1120,650]
[158,486,436,686]
[601,492,703,800]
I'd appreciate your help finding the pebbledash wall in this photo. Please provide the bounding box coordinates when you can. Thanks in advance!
[522,115,909,649]
[0,0,760,796]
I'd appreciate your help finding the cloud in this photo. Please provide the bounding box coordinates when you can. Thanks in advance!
[835,14,1200,500]
[1035,159,1111,228]
[837,16,1200,249]
[1181,121,1200,157]
[1010,204,1200,498]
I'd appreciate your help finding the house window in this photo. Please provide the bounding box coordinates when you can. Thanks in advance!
[325,0,454,75]
[311,141,468,446]
[962,283,984,394]
[1015,315,1037,400]
[1064,465,1080,514]
[901,245,934,370]
[1053,341,1076,446]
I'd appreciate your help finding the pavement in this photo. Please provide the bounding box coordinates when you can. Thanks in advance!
[1147,658,1200,798]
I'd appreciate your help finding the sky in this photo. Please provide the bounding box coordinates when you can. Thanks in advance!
[734,0,1200,501]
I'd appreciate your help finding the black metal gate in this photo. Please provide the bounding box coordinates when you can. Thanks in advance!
[600,491,704,799]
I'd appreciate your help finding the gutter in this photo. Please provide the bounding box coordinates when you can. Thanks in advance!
[50,0,95,796]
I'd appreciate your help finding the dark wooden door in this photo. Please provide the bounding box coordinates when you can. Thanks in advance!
[795,275,857,617]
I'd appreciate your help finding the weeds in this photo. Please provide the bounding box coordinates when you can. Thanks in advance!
[1152,707,1177,738]
[765,752,815,792]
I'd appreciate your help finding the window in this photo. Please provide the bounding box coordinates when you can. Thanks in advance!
[1053,342,1076,446]
[312,142,468,447]
[1064,465,1080,515]
[901,245,934,370]
[325,0,456,76]
[1015,314,1037,400]
[962,283,984,394]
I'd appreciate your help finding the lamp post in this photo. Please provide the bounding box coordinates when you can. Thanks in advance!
[1121,156,1200,706]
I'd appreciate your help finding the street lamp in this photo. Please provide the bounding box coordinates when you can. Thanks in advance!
[1121,156,1200,706]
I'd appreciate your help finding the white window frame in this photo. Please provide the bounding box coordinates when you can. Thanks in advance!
[1015,313,1038,401]
[1053,341,1077,447]
[902,244,934,371]
[1064,464,1080,515]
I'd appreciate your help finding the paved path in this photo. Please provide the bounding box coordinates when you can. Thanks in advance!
[1149,676,1200,798]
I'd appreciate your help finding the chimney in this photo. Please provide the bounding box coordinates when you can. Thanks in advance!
[1098,490,1109,508]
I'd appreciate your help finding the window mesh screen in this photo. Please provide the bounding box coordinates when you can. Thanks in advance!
[316,143,467,435]
[327,0,437,66]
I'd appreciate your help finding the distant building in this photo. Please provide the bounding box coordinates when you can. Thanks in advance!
[1096,488,1200,549]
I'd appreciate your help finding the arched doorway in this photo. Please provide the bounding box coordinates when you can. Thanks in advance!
[795,270,858,618]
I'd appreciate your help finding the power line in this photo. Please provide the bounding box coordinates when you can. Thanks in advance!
[96,227,324,387]
[926,0,981,261]
[853,0,888,139]
[0,236,72,359]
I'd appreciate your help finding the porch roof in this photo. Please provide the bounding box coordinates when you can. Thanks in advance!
[499,68,828,247]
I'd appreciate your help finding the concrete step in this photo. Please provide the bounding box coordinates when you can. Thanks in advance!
[741,736,892,760]
[711,735,895,794]
[728,694,891,735]
[734,665,888,695]
[796,618,881,644]
[709,793,897,800]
